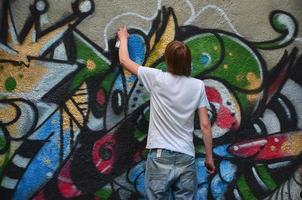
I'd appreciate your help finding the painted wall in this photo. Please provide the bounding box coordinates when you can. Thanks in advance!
[0,0,302,199]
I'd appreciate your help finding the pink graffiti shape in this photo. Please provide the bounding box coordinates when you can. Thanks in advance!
[96,89,106,106]
[32,191,46,200]
[92,134,116,174]
[206,86,239,130]
[57,159,83,198]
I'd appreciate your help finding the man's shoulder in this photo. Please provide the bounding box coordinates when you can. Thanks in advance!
[138,66,163,81]
[139,66,162,72]
[188,77,203,85]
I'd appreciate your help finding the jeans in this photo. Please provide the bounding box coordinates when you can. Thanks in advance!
[144,149,197,200]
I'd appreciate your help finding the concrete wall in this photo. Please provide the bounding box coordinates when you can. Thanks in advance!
[0,0,301,199]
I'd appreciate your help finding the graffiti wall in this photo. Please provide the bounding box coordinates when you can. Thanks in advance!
[0,0,302,199]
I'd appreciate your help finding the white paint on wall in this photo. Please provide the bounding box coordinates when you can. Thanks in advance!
[103,0,161,51]
[184,4,242,36]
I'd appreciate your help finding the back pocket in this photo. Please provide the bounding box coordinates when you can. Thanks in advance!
[148,169,171,195]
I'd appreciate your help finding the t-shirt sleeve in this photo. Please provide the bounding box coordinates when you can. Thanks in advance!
[198,81,210,108]
[137,66,161,92]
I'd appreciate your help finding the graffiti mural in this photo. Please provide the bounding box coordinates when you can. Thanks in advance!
[0,0,301,199]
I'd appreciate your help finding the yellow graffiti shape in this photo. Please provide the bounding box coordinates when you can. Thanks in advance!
[62,82,87,131]
[0,12,75,67]
[0,62,47,93]
[246,72,262,102]
[0,103,17,124]
[144,12,176,67]
[281,133,302,156]
[149,33,156,51]
[65,100,84,127]
[86,59,96,70]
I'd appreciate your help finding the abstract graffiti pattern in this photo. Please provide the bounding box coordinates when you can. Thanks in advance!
[0,0,301,199]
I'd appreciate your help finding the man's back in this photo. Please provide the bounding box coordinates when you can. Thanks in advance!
[138,66,209,157]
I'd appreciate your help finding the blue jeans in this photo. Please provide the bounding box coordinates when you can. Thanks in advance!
[144,149,197,200]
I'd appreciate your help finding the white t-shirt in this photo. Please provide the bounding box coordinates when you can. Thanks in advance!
[137,66,209,157]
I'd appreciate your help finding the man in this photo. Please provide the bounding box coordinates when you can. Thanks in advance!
[117,26,215,200]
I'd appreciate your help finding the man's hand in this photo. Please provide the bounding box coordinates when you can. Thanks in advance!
[117,26,129,41]
[205,156,215,174]
[116,26,139,75]
[198,107,215,174]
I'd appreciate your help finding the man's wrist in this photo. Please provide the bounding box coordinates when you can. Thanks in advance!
[120,37,128,42]
[205,154,213,160]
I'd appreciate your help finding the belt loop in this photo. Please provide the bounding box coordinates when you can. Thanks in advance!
[156,149,162,158]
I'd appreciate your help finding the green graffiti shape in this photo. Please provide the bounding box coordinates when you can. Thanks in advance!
[5,77,17,92]
[69,34,111,93]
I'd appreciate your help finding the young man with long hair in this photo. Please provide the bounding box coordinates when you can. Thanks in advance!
[117,26,215,199]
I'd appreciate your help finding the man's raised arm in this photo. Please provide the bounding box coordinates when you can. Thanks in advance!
[117,26,139,75]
